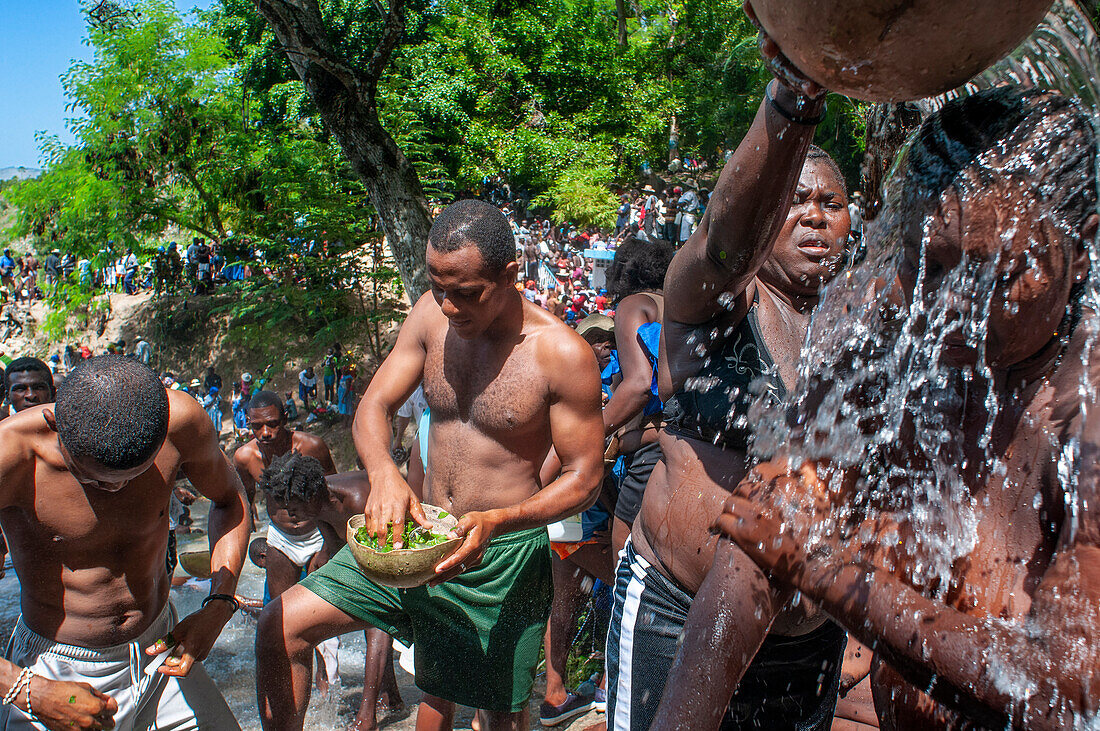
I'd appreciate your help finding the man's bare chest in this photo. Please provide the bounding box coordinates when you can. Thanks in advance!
[423,338,549,434]
[19,462,177,550]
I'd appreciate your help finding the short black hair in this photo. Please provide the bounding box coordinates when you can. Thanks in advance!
[805,145,847,197]
[54,355,169,470]
[5,357,54,396]
[605,236,675,303]
[258,451,328,503]
[903,87,1096,236]
[428,199,516,273]
[247,390,284,417]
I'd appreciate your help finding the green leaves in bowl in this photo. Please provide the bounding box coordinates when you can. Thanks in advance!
[354,520,450,552]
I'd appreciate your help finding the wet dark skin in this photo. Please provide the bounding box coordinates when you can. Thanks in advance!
[6,370,54,413]
[0,390,249,731]
[644,6,849,724]
[716,177,1100,731]
[233,405,336,599]
[257,244,605,731]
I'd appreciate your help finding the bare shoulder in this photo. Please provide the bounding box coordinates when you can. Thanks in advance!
[618,291,661,320]
[409,291,447,332]
[526,303,599,384]
[166,389,219,453]
[291,430,332,460]
[0,407,52,477]
[167,388,206,428]
[232,439,260,468]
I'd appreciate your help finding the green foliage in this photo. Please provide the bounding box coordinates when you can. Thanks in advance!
[40,280,113,341]
[7,0,871,350]
[533,166,618,228]
[9,0,401,350]
[217,0,867,211]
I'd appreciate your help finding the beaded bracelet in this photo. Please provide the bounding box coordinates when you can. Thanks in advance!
[25,671,37,721]
[764,84,827,126]
[2,667,31,706]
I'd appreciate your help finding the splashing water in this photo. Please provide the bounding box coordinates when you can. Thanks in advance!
[704,0,1100,726]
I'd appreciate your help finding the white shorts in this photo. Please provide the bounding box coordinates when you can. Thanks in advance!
[0,602,239,731]
[267,524,325,568]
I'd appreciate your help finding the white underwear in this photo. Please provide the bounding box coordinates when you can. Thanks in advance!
[267,524,325,568]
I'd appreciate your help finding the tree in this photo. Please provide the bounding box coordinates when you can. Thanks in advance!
[255,0,433,299]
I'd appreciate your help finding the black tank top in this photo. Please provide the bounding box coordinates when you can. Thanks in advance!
[664,297,787,449]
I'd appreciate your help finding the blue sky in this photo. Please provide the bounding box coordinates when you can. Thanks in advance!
[1,0,215,169]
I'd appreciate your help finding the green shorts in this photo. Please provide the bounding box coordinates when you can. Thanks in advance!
[300,527,552,712]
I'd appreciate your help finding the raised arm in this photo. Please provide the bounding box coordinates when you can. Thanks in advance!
[663,3,827,389]
[433,330,605,581]
[664,85,823,327]
[147,391,249,677]
[353,293,432,547]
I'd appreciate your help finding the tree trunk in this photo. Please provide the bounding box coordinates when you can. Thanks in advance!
[668,113,679,165]
[859,102,925,222]
[614,0,628,48]
[256,0,432,300]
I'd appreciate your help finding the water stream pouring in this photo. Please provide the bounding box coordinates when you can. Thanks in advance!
[729,1,1100,726]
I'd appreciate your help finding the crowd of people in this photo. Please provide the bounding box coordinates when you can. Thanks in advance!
[0,12,1097,731]
[1,337,360,440]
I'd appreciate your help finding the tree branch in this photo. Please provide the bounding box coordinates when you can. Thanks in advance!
[256,0,406,102]
[256,0,364,94]
[363,0,406,93]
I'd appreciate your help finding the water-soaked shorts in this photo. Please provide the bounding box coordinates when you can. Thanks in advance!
[606,538,846,731]
[301,527,552,712]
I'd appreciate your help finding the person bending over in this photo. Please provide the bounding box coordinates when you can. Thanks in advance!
[0,354,249,730]
[257,453,406,731]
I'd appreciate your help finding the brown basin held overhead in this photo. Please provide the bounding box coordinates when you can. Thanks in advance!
[346,505,461,589]
[751,0,1055,101]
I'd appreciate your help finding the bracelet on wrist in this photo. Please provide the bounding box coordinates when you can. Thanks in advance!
[202,593,241,613]
[2,667,31,706]
[25,671,36,721]
[764,83,826,126]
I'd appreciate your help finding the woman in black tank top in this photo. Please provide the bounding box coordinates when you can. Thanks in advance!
[604,17,855,730]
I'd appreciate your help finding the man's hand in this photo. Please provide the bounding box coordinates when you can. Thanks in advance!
[145,600,234,677]
[23,676,118,731]
[431,511,500,585]
[307,543,338,574]
[362,468,430,549]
